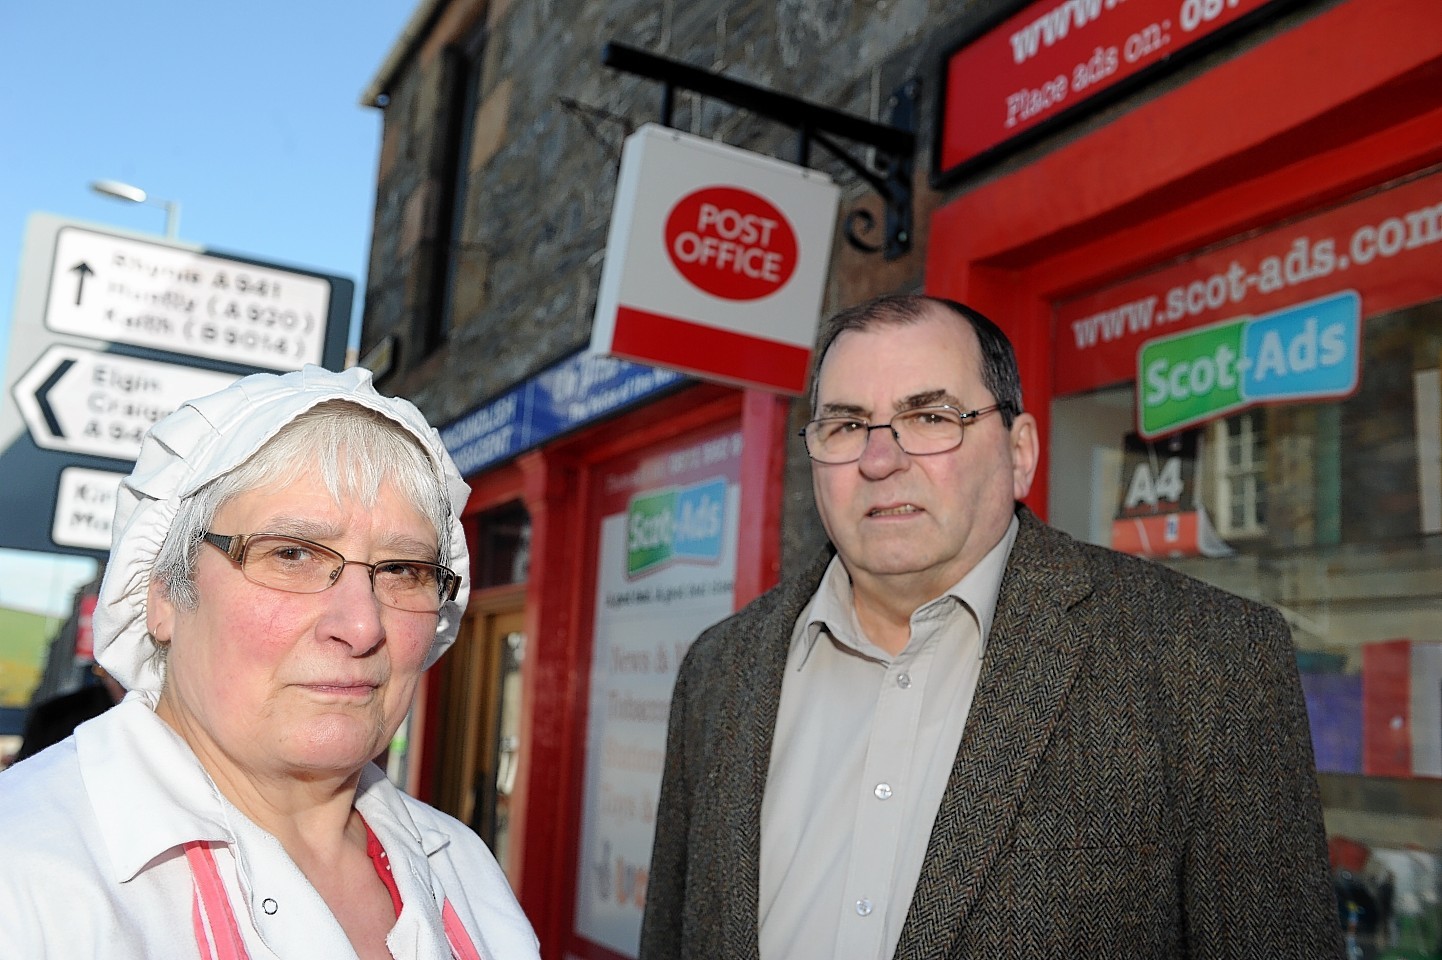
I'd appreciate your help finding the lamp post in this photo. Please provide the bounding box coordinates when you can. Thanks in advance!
[89,179,181,239]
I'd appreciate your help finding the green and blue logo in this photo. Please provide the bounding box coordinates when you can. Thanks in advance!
[626,477,727,577]
[1137,290,1359,437]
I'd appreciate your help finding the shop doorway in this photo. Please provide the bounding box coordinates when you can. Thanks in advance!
[473,604,524,873]
[433,593,526,873]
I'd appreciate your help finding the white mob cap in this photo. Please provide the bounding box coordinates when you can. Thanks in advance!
[93,365,471,693]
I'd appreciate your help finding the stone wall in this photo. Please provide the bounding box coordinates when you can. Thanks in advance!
[362,0,985,567]
[358,0,1316,571]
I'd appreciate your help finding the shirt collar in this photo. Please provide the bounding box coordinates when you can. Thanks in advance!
[962,513,1019,646]
[796,513,1020,668]
[76,690,235,883]
[354,763,451,858]
[78,694,453,885]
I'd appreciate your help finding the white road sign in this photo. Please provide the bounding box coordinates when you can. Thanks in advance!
[44,225,331,370]
[52,466,125,551]
[14,345,238,460]
[0,213,350,557]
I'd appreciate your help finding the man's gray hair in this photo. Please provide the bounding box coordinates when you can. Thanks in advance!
[810,294,1025,426]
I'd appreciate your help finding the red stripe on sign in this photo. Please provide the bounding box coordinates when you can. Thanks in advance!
[611,306,810,395]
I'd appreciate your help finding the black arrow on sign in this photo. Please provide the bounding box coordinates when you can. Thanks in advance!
[35,358,75,438]
[70,262,95,305]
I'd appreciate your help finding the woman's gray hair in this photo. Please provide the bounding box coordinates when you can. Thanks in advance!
[151,399,452,610]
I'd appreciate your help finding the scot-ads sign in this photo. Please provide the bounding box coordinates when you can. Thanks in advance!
[1054,166,1442,397]
[591,124,840,396]
[625,477,727,578]
[1137,290,1359,437]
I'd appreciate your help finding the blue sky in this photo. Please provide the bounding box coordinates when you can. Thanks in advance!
[0,0,418,615]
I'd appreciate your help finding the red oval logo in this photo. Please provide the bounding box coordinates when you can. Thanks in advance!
[664,187,798,301]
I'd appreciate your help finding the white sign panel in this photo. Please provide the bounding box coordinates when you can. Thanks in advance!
[44,225,331,370]
[51,467,125,551]
[0,213,349,557]
[14,345,238,460]
[591,123,840,396]
[573,425,741,957]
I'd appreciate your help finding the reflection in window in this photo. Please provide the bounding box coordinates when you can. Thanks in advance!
[1048,300,1442,958]
[1210,411,1267,539]
[473,501,531,590]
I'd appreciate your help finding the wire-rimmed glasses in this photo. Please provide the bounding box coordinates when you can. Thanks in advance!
[798,403,1011,464]
[202,532,460,613]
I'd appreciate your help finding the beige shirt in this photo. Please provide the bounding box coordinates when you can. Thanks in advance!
[758,516,1018,960]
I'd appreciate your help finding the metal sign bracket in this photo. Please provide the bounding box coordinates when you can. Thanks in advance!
[601,42,918,260]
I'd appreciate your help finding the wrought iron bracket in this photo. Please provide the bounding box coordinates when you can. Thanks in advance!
[601,42,918,260]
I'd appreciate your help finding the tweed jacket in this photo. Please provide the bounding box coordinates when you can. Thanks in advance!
[639,508,1343,960]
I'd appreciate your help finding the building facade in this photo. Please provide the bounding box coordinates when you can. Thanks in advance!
[359,1,1442,956]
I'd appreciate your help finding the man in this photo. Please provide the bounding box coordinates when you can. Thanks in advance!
[640,295,1342,959]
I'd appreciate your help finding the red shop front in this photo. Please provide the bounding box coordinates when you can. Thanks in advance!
[926,0,1442,949]
[408,377,792,960]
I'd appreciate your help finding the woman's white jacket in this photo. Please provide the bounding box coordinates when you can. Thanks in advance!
[0,693,540,959]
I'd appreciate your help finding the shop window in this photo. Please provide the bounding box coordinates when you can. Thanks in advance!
[1209,412,1267,540]
[1049,166,1442,953]
[472,501,530,590]
[424,23,489,354]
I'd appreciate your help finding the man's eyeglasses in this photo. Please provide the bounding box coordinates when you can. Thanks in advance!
[202,532,460,613]
[798,403,1012,465]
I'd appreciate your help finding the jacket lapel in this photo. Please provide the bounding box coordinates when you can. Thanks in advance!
[717,546,834,959]
[896,511,1095,959]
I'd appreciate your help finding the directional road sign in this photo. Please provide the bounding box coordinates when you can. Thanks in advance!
[52,466,127,551]
[13,345,238,461]
[45,223,336,371]
[0,212,353,557]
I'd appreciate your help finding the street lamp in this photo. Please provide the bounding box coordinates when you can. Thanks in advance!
[89,179,181,239]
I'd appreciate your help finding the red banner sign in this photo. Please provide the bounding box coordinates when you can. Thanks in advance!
[937,0,1282,178]
[1053,168,1442,395]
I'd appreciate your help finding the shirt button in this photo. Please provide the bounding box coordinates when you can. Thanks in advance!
[897,672,912,689]
[874,783,893,800]
[856,898,873,917]
[262,898,278,915]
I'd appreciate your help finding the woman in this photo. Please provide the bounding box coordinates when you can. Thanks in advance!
[0,366,539,959]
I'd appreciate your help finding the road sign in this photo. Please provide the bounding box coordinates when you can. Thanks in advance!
[52,467,126,551]
[0,212,353,557]
[43,223,335,371]
[13,345,238,460]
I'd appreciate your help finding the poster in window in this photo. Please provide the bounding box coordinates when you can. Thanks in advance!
[572,419,742,958]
